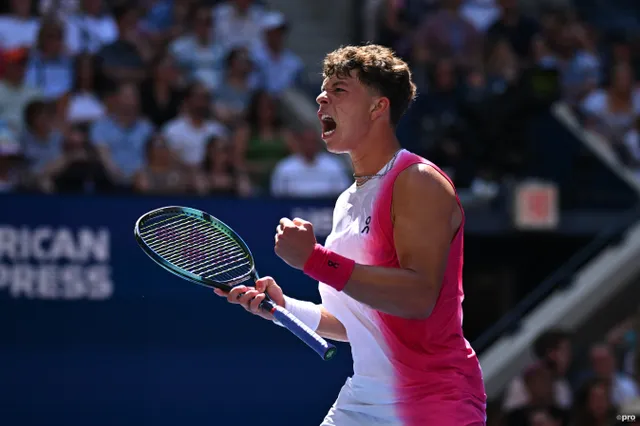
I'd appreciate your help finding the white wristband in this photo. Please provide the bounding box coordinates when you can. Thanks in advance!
[272,296,322,332]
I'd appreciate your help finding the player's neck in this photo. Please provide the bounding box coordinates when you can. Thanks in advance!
[350,130,401,178]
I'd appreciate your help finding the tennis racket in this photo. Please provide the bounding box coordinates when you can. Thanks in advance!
[134,206,337,361]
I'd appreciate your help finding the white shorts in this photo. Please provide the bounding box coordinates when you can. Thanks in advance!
[320,377,402,426]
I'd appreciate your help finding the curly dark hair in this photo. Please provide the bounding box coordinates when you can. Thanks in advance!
[322,44,417,126]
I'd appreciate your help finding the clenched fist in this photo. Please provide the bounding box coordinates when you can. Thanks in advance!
[275,218,317,270]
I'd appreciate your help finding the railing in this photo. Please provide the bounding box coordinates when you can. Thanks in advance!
[472,203,640,354]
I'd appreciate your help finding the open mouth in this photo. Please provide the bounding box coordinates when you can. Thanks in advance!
[320,114,337,138]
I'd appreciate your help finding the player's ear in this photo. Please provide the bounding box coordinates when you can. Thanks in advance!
[370,97,390,121]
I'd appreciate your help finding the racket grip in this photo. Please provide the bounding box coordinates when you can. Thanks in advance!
[262,300,337,361]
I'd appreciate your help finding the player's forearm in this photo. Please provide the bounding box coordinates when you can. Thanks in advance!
[344,264,437,319]
[317,307,348,342]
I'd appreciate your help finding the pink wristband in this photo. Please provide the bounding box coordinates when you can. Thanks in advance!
[303,244,355,291]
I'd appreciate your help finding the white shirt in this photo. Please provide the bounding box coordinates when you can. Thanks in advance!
[213,2,266,51]
[251,44,303,94]
[162,116,227,166]
[66,92,105,123]
[270,153,350,198]
[64,13,118,55]
[502,375,573,411]
[0,16,40,50]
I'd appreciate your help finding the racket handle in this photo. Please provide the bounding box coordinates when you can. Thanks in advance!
[261,299,337,361]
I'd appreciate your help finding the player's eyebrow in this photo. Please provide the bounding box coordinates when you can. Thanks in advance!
[321,81,348,92]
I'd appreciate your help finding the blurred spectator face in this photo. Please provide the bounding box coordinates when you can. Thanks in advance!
[118,8,140,35]
[31,105,54,136]
[147,136,172,168]
[206,136,229,169]
[298,130,320,160]
[83,0,103,16]
[64,128,87,153]
[77,55,96,91]
[228,48,252,77]
[233,0,253,11]
[529,409,561,426]
[442,0,462,10]
[194,7,213,40]
[10,0,31,17]
[498,0,517,12]
[266,26,286,52]
[117,84,140,118]
[613,42,632,64]
[256,92,276,125]
[524,364,554,404]
[434,59,456,91]
[590,344,616,380]
[588,382,611,418]
[612,63,634,95]
[39,22,65,57]
[548,337,572,375]
[155,54,180,86]
[187,84,211,118]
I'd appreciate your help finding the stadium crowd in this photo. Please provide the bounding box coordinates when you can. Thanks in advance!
[0,0,639,424]
[0,0,351,198]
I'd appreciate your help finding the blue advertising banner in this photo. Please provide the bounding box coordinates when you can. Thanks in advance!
[0,194,353,426]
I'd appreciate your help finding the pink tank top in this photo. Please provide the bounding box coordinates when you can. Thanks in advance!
[320,149,486,425]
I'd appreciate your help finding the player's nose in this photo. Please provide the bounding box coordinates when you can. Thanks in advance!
[316,91,329,105]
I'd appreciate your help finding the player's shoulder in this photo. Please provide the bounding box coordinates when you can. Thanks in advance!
[395,161,456,199]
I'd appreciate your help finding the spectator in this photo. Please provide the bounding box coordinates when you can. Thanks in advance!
[251,11,303,95]
[270,129,350,198]
[570,378,618,426]
[213,0,266,52]
[0,125,22,192]
[485,37,519,95]
[581,62,640,143]
[20,100,64,192]
[47,125,112,193]
[139,52,183,128]
[505,362,564,426]
[503,330,573,414]
[606,309,639,379]
[90,83,154,186]
[162,82,227,168]
[133,134,189,194]
[461,0,500,32]
[195,135,252,197]
[24,18,74,101]
[413,0,484,69]
[528,406,564,426]
[170,3,225,91]
[63,53,105,124]
[214,47,260,127]
[587,343,639,406]
[486,0,539,60]
[0,48,42,134]
[0,0,40,50]
[64,0,118,55]
[234,90,294,192]
[97,4,148,85]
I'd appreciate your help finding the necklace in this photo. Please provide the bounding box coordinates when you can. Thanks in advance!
[353,150,402,187]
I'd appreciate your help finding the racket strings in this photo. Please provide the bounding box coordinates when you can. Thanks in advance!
[140,214,252,283]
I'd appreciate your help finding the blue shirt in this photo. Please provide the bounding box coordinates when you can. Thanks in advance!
[90,116,154,181]
[25,53,74,100]
[21,130,64,174]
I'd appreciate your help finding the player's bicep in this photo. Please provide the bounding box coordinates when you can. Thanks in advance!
[392,164,459,297]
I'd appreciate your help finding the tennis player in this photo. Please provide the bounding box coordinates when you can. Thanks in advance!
[214,44,487,425]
